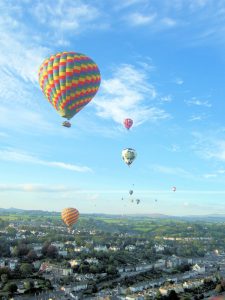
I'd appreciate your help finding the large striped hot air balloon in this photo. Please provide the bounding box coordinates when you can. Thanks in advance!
[38,52,101,127]
[61,208,79,231]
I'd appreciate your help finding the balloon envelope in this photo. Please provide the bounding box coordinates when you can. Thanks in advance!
[129,190,133,195]
[38,52,101,120]
[172,186,176,192]
[122,148,137,166]
[124,118,133,130]
[61,208,79,228]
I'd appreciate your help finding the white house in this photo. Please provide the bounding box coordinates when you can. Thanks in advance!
[154,259,166,269]
[59,250,68,257]
[125,245,136,251]
[0,259,6,268]
[8,259,18,270]
[86,258,99,264]
[94,245,108,252]
[154,244,165,252]
[192,264,205,274]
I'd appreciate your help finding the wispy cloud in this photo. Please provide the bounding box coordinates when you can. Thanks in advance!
[188,114,205,122]
[0,184,73,193]
[185,98,212,107]
[160,95,172,103]
[126,12,157,26]
[174,78,184,85]
[32,0,101,36]
[0,148,92,173]
[151,164,192,178]
[192,131,225,163]
[94,64,170,125]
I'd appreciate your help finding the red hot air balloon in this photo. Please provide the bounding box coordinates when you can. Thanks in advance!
[124,118,133,130]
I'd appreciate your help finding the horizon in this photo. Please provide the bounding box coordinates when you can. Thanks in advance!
[1,1,225,215]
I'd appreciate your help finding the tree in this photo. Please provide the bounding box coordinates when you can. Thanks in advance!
[46,245,58,259]
[12,244,29,257]
[24,280,34,290]
[41,241,51,256]
[168,290,179,300]
[3,283,17,294]
[20,263,33,276]
[26,250,38,262]
[1,274,8,284]
[215,283,223,293]
[0,267,10,277]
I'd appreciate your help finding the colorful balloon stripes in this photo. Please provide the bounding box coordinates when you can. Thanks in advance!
[38,52,101,120]
[61,207,79,228]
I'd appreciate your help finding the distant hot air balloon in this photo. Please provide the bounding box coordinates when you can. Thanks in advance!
[129,190,133,195]
[124,118,133,130]
[38,52,101,127]
[122,148,137,166]
[61,208,79,231]
[136,199,140,205]
[172,186,176,192]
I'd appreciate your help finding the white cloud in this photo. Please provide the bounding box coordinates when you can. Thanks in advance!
[0,184,72,193]
[192,131,225,163]
[0,148,92,173]
[151,164,192,178]
[94,64,170,125]
[174,78,184,85]
[126,12,157,26]
[185,98,212,107]
[161,17,177,27]
[203,173,217,179]
[160,95,172,102]
[189,114,204,121]
[32,0,100,34]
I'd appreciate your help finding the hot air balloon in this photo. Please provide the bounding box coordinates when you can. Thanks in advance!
[61,207,79,231]
[122,148,137,166]
[136,199,140,205]
[38,52,101,127]
[124,118,133,130]
[129,190,133,195]
[172,186,176,192]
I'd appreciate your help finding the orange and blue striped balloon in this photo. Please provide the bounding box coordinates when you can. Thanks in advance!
[38,52,101,120]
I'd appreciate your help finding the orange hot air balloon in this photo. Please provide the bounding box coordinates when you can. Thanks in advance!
[61,208,79,231]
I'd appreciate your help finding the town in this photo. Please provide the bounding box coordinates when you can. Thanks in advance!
[1,209,225,299]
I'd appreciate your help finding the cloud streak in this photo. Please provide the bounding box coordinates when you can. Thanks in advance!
[0,148,92,173]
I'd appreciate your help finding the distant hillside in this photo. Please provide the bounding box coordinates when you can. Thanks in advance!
[1,208,225,222]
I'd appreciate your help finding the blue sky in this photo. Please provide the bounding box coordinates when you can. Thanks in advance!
[1,0,225,215]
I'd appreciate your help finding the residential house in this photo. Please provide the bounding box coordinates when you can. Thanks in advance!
[109,246,120,251]
[69,259,81,267]
[192,264,205,274]
[94,245,108,252]
[125,245,136,251]
[0,259,6,268]
[135,263,152,272]
[59,250,68,257]
[154,259,166,269]
[154,244,165,252]
[86,258,99,264]
[8,259,18,270]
